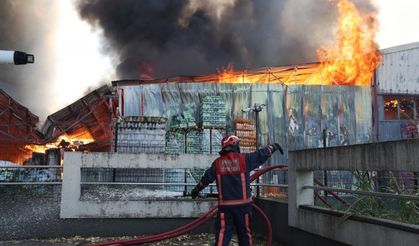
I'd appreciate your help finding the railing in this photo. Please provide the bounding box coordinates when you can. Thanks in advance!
[288,139,419,246]
[304,185,419,201]
[78,166,288,201]
[0,165,63,184]
[0,164,287,200]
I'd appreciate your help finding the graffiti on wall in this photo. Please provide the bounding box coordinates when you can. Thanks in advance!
[401,122,419,139]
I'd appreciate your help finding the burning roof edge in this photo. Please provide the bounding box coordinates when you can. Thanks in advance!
[112,62,321,86]
[112,41,419,87]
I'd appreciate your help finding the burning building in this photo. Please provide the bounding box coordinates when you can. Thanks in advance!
[2,0,417,172]
[1,85,117,166]
[40,85,116,153]
[112,66,373,162]
[0,89,40,164]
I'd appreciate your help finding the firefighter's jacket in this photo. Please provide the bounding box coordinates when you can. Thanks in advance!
[197,147,273,206]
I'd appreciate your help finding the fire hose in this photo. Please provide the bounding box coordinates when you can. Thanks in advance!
[90,164,288,246]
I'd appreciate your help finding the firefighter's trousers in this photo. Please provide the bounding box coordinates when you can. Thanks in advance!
[214,204,253,246]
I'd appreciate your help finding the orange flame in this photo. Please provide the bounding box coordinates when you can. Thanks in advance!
[25,133,95,153]
[314,0,381,86]
[139,61,154,80]
[215,0,381,86]
[216,64,277,84]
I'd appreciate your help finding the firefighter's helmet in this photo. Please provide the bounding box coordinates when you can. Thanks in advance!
[221,134,240,149]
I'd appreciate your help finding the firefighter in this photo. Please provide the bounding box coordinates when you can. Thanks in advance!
[191,134,283,246]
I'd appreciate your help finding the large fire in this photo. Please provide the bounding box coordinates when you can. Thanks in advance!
[25,132,95,153]
[216,64,267,83]
[314,0,381,86]
[216,0,381,86]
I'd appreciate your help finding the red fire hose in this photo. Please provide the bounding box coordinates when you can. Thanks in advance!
[252,203,272,246]
[90,165,287,246]
[314,178,350,206]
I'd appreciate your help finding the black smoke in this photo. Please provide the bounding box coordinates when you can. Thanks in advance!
[77,0,376,80]
[0,0,378,119]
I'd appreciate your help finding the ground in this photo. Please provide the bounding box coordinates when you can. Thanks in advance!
[0,233,281,246]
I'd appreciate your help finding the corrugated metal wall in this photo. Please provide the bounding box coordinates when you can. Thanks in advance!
[376,42,419,95]
[117,82,372,164]
[375,42,419,141]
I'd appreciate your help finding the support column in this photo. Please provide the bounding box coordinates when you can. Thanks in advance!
[288,164,314,227]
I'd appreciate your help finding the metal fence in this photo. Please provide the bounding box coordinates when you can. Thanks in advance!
[0,164,287,201]
[307,170,419,225]
[80,167,288,201]
[0,165,63,183]
[0,165,63,202]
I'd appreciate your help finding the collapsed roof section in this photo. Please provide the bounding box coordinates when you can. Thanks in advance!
[40,85,117,151]
[0,89,41,163]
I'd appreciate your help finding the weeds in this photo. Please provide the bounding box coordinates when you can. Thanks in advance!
[342,170,419,225]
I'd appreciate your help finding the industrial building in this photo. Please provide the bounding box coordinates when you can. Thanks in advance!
[375,42,419,141]
[0,42,418,245]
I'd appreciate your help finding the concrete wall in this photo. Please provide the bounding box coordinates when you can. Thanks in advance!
[290,138,419,172]
[254,199,348,246]
[60,152,217,218]
[288,139,419,246]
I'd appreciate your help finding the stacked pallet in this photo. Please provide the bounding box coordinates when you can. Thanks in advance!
[200,95,226,128]
[202,129,224,154]
[115,116,167,154]
[170,108,196,129]
[235,118,257,153]
[170,114,187,129]
[182,109,197,128]
[165,131,185,154]
[186,129,204,154]
[167,107,197,154]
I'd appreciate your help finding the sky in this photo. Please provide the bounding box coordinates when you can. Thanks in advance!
[0,0,418,122]
[375,0,419,48]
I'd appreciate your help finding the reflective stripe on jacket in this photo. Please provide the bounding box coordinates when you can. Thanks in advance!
[214,152,251,206]
[199,146,273,206]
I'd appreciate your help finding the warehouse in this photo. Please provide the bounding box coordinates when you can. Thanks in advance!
[374,42,419,141]
[0,89,40,164]
[109,64,371,192]
[0,62,373,189]
[1,43,418,189]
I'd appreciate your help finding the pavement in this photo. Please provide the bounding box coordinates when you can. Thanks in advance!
[0,234,279,246]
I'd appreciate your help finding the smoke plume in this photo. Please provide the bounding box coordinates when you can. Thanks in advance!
[0,0,60,120]
[0,0,378,120]
[76,0,377,80]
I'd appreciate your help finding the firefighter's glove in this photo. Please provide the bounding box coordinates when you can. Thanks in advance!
[191,186,200,199]
[269,143,284,155]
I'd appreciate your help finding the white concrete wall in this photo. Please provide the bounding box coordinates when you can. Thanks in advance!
[288,139,419,246]
[294,208,419,246]
[60,152,217,218]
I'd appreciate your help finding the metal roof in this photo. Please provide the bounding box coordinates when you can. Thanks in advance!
[112,62,321,86]
[40,85,116,150]
[380,42,419,55]
[376,42,419,95]
[0,89,41,163]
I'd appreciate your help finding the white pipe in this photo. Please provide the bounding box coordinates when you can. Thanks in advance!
[0,50,15,64]
[0,50,34,65]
